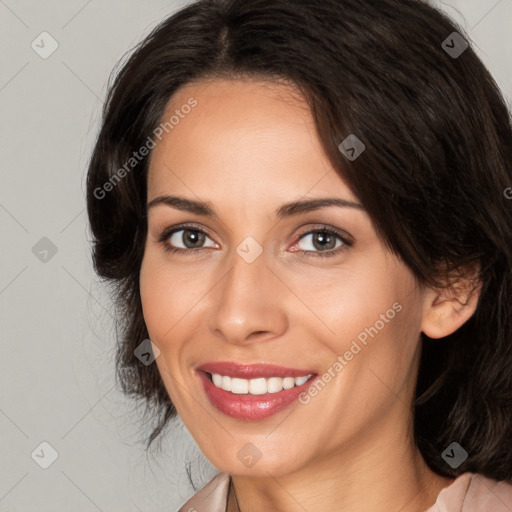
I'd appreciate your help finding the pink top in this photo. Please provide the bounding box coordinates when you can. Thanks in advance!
[178,471,512,511]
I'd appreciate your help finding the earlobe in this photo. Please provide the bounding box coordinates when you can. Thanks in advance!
[421,268,482,339]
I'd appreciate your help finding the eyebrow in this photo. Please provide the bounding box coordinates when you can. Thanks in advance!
[147,194,365,219]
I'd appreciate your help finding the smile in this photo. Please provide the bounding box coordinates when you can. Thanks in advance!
[196,362,317,420]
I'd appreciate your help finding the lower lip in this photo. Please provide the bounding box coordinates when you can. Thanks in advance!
[197,371,317,420]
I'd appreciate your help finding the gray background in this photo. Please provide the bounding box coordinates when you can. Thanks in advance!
[1,0,511,510]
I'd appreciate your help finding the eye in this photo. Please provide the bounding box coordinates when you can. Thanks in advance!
[158,224,217,254]
[291,226,352,258]
[158,223,353,258]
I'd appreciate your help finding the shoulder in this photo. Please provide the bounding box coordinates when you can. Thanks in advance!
[177,472,230,512]
[175,471,512,512]
[426,472,512,512]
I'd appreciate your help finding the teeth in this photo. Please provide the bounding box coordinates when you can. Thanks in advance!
[249,377,267,395]
[294,376,309,386]
[212,373,223,387]
[210,373,313,395]
[231,378,249,394]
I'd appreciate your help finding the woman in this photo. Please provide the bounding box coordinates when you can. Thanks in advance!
[86,0,512,510]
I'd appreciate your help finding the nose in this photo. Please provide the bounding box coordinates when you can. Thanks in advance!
[208,244,289,347]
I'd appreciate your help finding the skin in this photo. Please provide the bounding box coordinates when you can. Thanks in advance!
[139,78,480,512]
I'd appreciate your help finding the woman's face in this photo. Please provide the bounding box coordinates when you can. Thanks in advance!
[140,78,427,476]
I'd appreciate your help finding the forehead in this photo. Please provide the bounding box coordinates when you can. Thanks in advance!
[147,78,359,206]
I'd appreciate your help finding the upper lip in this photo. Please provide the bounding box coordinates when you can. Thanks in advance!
[197,361,316,379]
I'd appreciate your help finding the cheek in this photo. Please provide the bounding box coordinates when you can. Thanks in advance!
[139,252,206,343]
[339,287,422,400]
[309,267,399,342]
[315,262,421,376]
[139,254,199,409]
[139,255,181,348]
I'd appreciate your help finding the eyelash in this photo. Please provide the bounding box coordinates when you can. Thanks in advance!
[157,223,353,258]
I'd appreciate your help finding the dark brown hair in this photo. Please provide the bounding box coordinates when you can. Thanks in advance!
[86,0,512,481]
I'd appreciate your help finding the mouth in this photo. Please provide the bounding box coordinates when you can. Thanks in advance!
[196,361,318,420]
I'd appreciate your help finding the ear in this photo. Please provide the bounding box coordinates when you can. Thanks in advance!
[421,263,482,339]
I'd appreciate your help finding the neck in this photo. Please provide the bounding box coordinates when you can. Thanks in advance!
[227,410,453,512]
